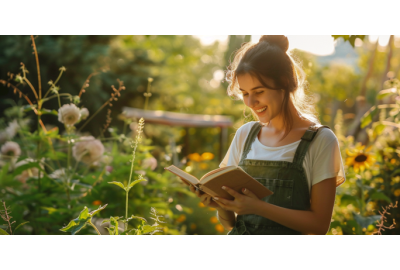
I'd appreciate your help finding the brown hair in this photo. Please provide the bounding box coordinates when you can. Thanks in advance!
[225,35,320,142]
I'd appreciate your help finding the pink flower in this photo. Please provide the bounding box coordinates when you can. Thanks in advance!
[142,157,157,170]
[72,136,105,165]
[58,104,81,126]
[1,141,21,158]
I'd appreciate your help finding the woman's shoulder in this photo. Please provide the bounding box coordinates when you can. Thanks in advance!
[235,121,259,135]
[311,126,339,148]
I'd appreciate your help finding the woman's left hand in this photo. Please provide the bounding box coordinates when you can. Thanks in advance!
[212,186,261,215]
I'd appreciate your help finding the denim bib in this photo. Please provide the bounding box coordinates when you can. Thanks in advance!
[228,122,331,235]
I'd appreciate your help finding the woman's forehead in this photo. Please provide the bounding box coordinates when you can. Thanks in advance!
[237,73,275,88]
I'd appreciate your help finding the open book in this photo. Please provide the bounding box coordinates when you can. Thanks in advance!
[165,165,273,200]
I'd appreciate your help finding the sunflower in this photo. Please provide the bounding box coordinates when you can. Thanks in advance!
[346,144,376,173]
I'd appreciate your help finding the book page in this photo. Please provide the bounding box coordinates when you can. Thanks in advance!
[199,166,238,183]
[165,165,199,186]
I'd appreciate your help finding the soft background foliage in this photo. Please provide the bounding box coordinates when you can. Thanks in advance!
[1,35,400,235]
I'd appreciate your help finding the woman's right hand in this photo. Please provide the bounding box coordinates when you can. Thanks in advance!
[181,179,221,209]
[189,185,222,209]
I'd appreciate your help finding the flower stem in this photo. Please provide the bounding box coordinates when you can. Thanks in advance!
[89,221,101,235]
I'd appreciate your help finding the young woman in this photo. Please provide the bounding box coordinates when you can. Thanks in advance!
[189,35,346,235]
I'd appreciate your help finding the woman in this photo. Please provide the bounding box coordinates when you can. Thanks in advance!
[189,35,345,235]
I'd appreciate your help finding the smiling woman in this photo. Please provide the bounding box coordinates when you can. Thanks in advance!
[187,35,346,235]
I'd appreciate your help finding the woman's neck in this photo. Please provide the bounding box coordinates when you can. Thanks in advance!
[264,101,305,134]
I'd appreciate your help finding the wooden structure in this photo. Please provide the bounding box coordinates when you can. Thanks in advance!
[122,107,233,161]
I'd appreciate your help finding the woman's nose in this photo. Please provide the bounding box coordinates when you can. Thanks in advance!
[248,95,259,108]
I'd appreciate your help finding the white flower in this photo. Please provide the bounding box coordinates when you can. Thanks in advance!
[101,155,113,165]
[142,157,157,171]
[15,158,42,183]
[49,168,67,180]
[80,108,89,120]
[0,132,7,144]
[5,120,19,139]
[1,141,21,158]
[58,104,81,126]
[72,136,105,165]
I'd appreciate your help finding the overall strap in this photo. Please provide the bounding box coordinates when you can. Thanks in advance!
[292,124,331,167]
[239,122,263,164]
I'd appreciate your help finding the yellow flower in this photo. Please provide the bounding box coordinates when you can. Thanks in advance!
[201,152,214,161]
[199,163,208,170]
[345,144,376,173]
[198,202,205,208]
[210,216,218,224]
[215,224,225,233]
[176,214,186,223]
[188,153,201,162]
[394,189,400,197]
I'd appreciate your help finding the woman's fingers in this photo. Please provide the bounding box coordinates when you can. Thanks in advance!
[242,188,258,199]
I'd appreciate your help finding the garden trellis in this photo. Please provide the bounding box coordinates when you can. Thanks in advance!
[122,107,233,162]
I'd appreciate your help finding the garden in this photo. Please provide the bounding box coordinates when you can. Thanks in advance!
[0,35,399,235]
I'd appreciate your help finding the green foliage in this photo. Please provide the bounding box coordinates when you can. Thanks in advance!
[332,35,366,47]
[60,204,107,235]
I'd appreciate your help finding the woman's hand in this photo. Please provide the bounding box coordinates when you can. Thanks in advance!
[180,178,221,209]
[212,186,261,215]
[188,185,222,209]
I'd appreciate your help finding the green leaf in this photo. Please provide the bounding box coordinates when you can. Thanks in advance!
[126,215,147,223]
[106,227,116,235]
[0,228,9,235]
[377,92,394,100]
[12,162,44,177]
[141,224,160,235]
[110,217,119,235]
[108,181,126,190]
[89,204,108,217]
[13,221,29,234]
[340,194,360,208]
[39,109,58,116]
[101,219,110,225]
[373,123,386,137]
[60,218,88,235]
[369,191,391,203]
[360,106,378,129]
[127,178,147,190]
[60,207,91,235]
[353,213,381,229]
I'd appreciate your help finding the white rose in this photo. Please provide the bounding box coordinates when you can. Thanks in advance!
[58,104,81,126]
[72,136,105,165]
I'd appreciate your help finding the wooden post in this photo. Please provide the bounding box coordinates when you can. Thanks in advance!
[219,127,227,162]
[184,127,189,157]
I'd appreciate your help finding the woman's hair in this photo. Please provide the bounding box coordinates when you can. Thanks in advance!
[225,35,320,141]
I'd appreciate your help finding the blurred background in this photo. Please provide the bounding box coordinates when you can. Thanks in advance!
[1,35,400,235]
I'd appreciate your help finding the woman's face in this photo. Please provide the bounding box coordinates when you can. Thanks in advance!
[238,73,284,124]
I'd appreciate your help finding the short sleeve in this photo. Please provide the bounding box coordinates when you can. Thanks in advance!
[310,129,346,187]
[219,122,256,168]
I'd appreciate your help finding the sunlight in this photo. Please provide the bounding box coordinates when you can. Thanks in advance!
[196,35,336,56]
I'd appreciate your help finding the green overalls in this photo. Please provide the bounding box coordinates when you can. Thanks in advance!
[228,122,331,235]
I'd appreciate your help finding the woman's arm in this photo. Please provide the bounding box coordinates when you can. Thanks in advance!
[213,176,337,235]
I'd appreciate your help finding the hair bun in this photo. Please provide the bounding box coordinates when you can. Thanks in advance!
[259,35,289,52]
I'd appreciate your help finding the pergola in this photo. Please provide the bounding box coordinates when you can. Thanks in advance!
[122,107,233,162]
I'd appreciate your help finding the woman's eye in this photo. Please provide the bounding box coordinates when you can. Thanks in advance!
[256,91,264,95]
[242,93,248,96]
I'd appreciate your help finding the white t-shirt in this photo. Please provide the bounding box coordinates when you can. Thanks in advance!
[219,121,346,192]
